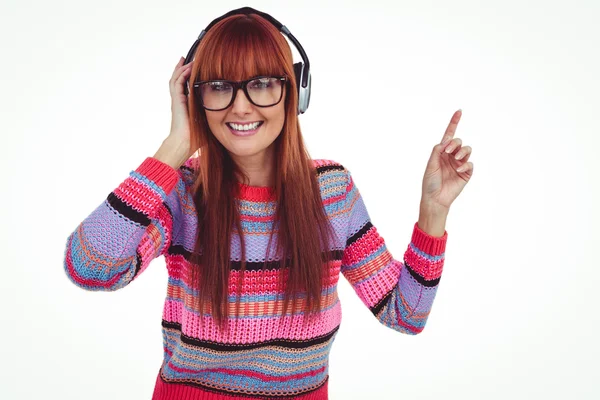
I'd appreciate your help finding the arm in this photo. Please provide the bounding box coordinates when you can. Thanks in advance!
[340,168,448,334]
[63,157,182,291]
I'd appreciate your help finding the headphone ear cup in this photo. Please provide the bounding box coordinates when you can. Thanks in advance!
[293,62,310,114]
[293,62,302,96]
[303,71,311,113]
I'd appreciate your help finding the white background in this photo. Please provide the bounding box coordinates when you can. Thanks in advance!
[1,0,599,399]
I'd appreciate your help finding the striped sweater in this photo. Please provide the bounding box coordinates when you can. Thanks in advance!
[63,156,447,400]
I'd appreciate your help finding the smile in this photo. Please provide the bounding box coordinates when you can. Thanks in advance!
[226,121,264,137]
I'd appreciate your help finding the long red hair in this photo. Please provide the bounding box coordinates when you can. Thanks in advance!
[185,13,336,332]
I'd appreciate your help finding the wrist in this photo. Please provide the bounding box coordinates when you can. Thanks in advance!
[419,199,449,216]
[153,138,190,170]
[418,201,449,237]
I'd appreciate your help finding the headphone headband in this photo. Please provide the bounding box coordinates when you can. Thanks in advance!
[205,7,283,32]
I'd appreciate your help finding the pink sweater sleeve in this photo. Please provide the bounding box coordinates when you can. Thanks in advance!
[340,168,448,334]
[63,157,182,291]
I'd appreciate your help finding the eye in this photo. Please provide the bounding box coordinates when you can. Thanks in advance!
[249,78,272,89]
[208,81,231,92]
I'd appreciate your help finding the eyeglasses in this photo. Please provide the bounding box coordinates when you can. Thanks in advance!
[193,76,287,111]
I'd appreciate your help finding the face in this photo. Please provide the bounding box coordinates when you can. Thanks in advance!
[204,79,286,163]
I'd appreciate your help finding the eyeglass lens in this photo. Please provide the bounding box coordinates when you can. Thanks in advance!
[199,77,283,110]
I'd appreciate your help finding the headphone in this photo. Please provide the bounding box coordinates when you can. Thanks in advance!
[182,6,312,115]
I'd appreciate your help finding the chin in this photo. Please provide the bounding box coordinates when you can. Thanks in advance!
[226,145,263,158]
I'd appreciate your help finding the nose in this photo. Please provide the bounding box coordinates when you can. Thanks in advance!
[230,88,253,115]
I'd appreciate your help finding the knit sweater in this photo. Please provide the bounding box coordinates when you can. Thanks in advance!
[63,156,448,400]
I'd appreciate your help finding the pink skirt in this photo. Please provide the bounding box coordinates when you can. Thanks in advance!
[151,368,329,400]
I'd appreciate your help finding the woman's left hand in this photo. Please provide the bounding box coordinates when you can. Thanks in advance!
[420,109,474,213]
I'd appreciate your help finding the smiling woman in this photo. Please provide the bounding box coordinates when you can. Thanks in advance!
[63,6,450,400]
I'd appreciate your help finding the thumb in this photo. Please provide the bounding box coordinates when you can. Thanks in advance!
[426,143,445,169]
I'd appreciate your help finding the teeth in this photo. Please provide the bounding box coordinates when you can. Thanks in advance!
[228,122,260,131]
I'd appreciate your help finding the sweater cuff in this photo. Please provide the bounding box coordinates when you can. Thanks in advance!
[135,157,180,195]
[411,221,447,256]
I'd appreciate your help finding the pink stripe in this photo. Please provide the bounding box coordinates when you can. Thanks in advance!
[322,193,345,206]
[160,298,341,343]
[240,214,273,222]
[113,176,163,215]
[312,159,337,167]
[404,246,444,281]
[350,260,402,307]
[163,297,183,321]
[342,226,384,265]
[411,221,447,256]
[166,262,342,297]
[136,156,180,194]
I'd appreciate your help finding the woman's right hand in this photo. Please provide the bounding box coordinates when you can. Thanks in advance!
[167,56,195,158]
[153,57,197,169]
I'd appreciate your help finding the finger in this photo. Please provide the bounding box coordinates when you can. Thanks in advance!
[454,145,471,160]
[174,57,185,72]
[176,64,192,78]
[456,162,473,173]
[443,138,462,154]
[178,66,192,83]
[172,58,191,79]
[457,151,472,163]
[177,56,191,68]
[171,62,192,88]
[441,109,462,144]
[174,67,193,95]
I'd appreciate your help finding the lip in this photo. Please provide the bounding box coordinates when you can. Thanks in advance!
[226,121,264,137]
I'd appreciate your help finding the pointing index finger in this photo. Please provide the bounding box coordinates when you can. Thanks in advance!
[441,109,462,144]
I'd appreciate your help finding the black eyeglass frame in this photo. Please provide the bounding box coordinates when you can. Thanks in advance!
[193,76,288,111]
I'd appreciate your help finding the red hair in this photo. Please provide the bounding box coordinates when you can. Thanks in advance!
[185,13,336,332]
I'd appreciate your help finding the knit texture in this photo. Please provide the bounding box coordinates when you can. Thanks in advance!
[64,156,448,399]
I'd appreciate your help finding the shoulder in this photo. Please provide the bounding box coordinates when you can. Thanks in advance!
[312,159,352,202]
[312,158,350,181]
[312,158,345,171]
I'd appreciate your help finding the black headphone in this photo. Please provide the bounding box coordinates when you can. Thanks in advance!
[182,6,311,115]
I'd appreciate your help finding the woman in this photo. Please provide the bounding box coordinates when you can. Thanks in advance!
[64,8,474,400]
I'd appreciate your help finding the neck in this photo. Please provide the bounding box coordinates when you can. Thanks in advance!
[231,147,275,187]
